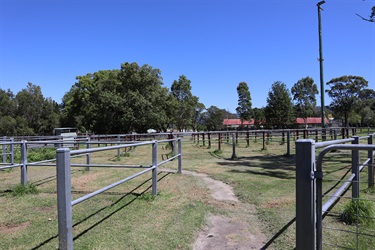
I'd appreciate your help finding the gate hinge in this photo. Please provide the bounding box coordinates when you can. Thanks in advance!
[311,170,323,180]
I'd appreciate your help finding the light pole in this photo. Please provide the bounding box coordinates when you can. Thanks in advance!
[317,1,325,129]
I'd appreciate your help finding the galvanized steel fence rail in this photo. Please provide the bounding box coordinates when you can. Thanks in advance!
[296,134,375,249]
[56,138,182,250]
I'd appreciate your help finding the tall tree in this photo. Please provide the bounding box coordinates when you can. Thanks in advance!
[291,77,318,127]
[170,75,198,131]
[326,75,368,127]
[264,81,294,129]
[236,82,252,128]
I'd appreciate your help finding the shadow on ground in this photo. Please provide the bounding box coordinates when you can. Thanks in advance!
[31,172,170,249]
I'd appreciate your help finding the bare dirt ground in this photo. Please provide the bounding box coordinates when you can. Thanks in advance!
[181,170,267,250]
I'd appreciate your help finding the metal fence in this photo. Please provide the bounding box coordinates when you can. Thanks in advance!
[56,138,182,250]
[296,134,375,249]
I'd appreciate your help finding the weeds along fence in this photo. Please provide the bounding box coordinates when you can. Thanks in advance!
[296,134,375,250]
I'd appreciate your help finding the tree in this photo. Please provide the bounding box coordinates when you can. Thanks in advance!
[191,102,206,132]
[264,81,295,129]
[62,62,170,134]
[170,75,198,131]
[253,107,265,128]
[291,77,318,128]
[204,106,227,131]
[357,88,375,126]
[235,82,252,128]
[326,75,368,127]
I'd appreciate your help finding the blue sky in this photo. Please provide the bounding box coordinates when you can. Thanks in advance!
[1,0,374,113]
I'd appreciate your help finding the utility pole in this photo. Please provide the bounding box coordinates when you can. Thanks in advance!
[317,1,326,139]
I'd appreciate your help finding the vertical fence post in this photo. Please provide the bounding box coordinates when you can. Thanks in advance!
[117,135,121,158]
[352,136,360,199]
[152,141,158,196]
[10,138,14,165]
[2,136,6,163]
[231,133,237,160]
[178,138,182,174]
[262,131,266,150]
[218,133,221,151]
[246,131,250,147]
[202,133,205,147]
[368,134,374,188]
[208,133,211,148]
[296,139,316,250]
[286,130,290,156]
[173,135,177,157]
[86,137,91,171]
[21,141,28,185]
[56,148,73,250]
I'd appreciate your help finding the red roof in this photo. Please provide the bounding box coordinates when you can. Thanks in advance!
[295,117,329,124]
[223,119,254,125]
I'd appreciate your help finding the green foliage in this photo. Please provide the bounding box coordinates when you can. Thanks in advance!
[0,83,60,136]
[265,81,295,129]
[11,183,39,196]
[326,75,368,127]
[62,62,173,133]
[291,76,318,122]
[204,106,227,131]
[236,81,253,126]
[170,75,199,131]
[340,199,374,225]
[138,191,156,202]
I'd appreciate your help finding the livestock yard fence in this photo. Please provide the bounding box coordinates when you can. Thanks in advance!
[0,136,182,250]
[296,134,375,249]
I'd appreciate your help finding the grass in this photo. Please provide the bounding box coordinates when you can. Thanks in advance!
[0,135,374,249]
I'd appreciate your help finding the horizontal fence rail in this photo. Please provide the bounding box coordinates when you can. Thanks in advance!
[56,138,182,250]
[296,134,375,250]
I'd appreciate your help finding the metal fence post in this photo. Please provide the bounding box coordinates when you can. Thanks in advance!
[231,133,236,159]
[286,130,290,156]
[117,135,121,159]
[2,136,6,163]
[178,138,182,174]
[173,135,177,157]
[152,141,158,196]
[86,137,91,171]
[368,134,374,188]
[296,139,316,250]
[10,138,14,165]
[352,136,360,199]
[56,148,73,250]
[21,141,28,185]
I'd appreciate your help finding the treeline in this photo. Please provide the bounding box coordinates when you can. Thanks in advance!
[0,83,60,136]
[1,62,374,136]
[235,76,375,129]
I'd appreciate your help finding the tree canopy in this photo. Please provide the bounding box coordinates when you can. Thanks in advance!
[291,77,318,126]
[326,75,368,127]
[236,82,252,126]
[264,81,295,129]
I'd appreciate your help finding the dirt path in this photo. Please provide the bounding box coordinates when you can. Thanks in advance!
[162,169,267,250]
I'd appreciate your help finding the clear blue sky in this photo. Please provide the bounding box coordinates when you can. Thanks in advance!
[1,0,374,113]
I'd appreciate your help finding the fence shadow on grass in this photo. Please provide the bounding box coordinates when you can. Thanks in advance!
[31,172,170,249]
[216,154,295,179]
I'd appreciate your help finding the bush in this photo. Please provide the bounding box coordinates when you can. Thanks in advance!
[340,199,374,225]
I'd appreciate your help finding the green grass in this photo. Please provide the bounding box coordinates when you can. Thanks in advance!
[0,136,374,249]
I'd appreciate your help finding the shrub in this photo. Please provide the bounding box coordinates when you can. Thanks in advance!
[11,183,39,196]
[340,199,374,225]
